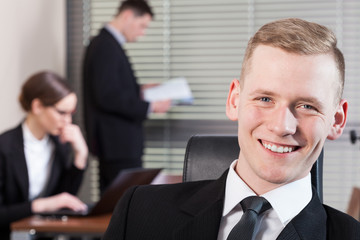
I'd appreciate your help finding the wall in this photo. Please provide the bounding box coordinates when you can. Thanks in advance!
[0,0,66,132]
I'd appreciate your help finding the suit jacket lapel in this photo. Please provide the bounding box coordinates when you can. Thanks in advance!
[277,187,327,240]
[102,28,139,94]
[102,28,136,80]
[117,41,139,94]
[276,223,301,240]
[174,171,228,240]
[10,124,29,200]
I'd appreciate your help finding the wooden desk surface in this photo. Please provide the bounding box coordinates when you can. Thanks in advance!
[11,174,182,237]
[11,213,111,233]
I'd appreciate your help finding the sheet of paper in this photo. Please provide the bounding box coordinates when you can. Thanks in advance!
[143,77,193,105]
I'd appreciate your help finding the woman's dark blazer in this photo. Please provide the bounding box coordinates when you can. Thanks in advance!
[0,124,85,239]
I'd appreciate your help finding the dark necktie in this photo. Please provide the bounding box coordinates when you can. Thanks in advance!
[227,196,271,240]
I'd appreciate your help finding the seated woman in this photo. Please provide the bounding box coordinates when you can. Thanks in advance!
[0,71,89,240]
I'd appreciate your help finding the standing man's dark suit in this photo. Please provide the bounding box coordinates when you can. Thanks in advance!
[83,27,149,190]
[83,0,170,194]
[104,171,360,240]
[83,27,149,162]
[0,124,84,240]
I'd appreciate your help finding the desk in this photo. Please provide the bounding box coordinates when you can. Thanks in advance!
[11,213,111,240]
[11,174,182,239]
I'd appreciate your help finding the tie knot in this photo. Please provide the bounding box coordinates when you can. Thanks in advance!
[240,196,271,215]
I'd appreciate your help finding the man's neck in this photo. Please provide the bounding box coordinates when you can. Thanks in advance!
[235,158,287,195]
[109,19,123,35]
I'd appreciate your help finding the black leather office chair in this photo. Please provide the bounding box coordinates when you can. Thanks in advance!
[183,134,323,203]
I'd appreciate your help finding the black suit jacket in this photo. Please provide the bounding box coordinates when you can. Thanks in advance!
[83,27,149,161]
[103,171,360,240]
[0,124,84,240]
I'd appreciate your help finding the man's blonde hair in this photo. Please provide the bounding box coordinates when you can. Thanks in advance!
[240,18,345,102]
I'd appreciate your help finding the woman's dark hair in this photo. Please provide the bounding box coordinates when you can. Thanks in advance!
[19,71,73,112]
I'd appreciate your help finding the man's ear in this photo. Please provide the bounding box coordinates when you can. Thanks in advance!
[118,9,134,23]
[327,99,348,140]
[124,9,136,20]
[226,79,240,121]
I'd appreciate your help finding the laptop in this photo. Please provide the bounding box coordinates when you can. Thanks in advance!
[40,168,162,217]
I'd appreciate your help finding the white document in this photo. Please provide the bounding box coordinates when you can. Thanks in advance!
[143,77,193,105]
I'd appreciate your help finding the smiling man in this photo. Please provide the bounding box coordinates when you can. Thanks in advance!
[103,18,360,240]
[227,44,346,195]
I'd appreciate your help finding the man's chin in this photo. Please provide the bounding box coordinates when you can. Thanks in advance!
[258,169,295,185]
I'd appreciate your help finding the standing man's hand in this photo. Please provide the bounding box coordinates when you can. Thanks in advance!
[140,83,159,100]
[141,83,159,91]
[152,99,172,113]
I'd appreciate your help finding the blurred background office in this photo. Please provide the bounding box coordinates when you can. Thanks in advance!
[0,1,66,129]
[1,0,360,215]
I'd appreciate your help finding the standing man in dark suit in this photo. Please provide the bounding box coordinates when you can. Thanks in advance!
[83,0,171,194]
[103,18,360,239]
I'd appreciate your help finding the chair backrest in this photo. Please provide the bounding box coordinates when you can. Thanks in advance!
[183,134,323,203]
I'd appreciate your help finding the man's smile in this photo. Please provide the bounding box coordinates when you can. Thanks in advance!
[260,140,300,153]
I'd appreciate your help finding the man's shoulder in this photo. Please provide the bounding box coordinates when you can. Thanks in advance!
[87,28,119,50]
[119,179,221,222]
[323,204,360,238]
[134,180,215,199]
[323,204,360,224]
[123,180,216,208]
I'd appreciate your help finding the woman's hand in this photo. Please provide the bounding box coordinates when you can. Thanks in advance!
[59,124,88,169]
[31,192,88,213]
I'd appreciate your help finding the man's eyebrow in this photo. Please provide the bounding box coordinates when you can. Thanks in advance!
[248,89,277,97]
[249,89,326,107]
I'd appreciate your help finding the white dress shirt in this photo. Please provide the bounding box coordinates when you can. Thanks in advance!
[217,160,312,240]
[22,122,54,200]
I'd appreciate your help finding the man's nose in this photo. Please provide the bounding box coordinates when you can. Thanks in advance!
[267,107,297,136]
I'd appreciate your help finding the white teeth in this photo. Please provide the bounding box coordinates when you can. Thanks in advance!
[271,145,277,152]
[263,142,293,153]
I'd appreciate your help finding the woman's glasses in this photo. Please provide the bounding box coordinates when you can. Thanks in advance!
[51,106,76,117]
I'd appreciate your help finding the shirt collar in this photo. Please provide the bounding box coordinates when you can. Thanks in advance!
[105,24,126,45]
[223,159,312,226]
[223,160,255,216]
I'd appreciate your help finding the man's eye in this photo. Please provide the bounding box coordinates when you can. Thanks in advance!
[302,104,313,110]
[260,97,271,102]
[300,104,321,113]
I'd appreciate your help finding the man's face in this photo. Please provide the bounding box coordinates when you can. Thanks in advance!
[123,13,152,42]
[226,45,347,194]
